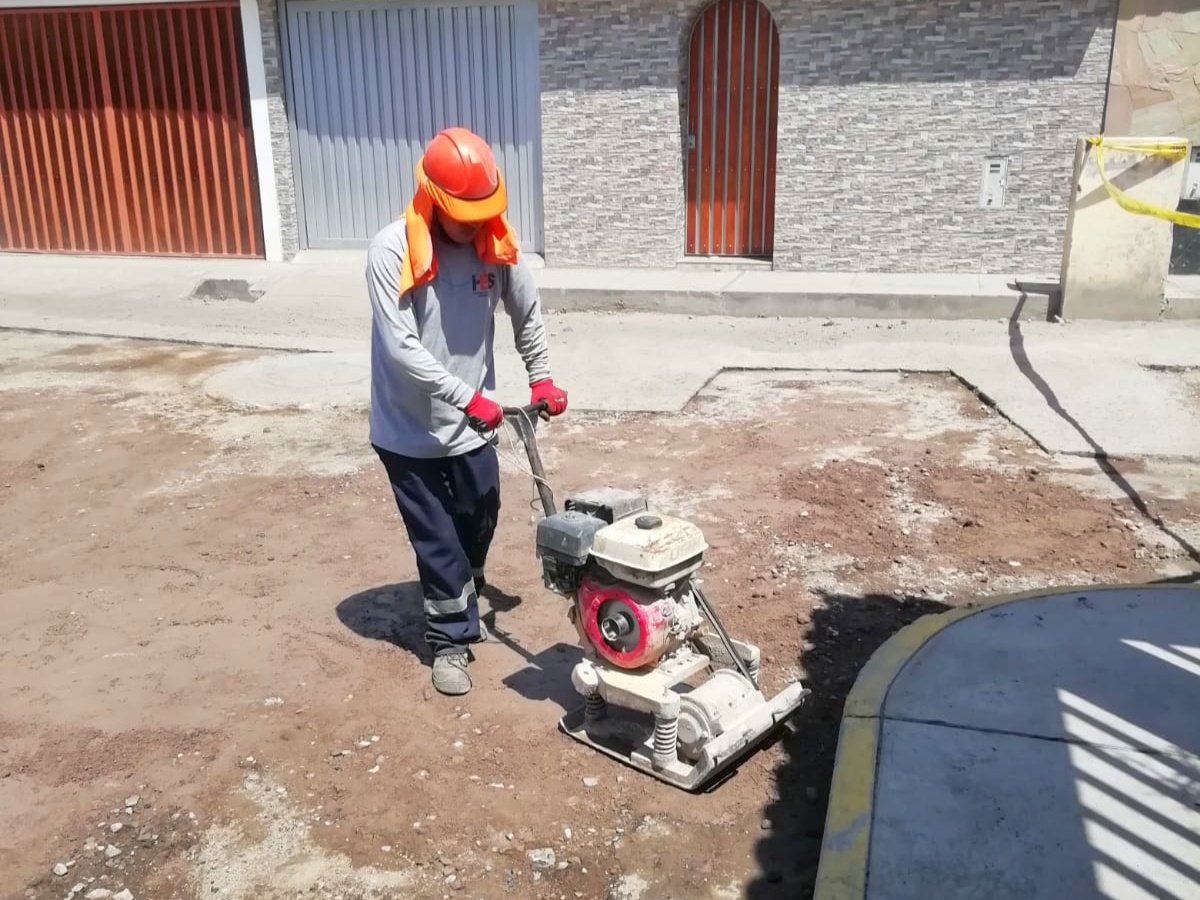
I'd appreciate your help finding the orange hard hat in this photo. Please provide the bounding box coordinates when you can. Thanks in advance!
[416,127,507,223]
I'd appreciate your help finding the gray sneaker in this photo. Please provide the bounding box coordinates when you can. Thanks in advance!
[432,652,471,696]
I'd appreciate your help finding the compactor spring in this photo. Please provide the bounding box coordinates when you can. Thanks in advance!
[653,715,678,769]
[585,693,607,722]
[747,656,761,686]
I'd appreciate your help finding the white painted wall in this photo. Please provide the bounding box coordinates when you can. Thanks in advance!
[1060,138,1189,319]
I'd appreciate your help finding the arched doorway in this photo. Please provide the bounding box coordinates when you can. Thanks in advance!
[684,0,779,259]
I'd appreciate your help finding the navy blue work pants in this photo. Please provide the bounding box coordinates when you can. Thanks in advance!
[374,442,500,656]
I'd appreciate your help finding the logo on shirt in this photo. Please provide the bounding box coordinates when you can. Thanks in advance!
[472,273,496,294]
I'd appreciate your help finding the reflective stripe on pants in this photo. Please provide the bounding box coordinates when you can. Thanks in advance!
[425,580,473,618]
[374,441,501,655]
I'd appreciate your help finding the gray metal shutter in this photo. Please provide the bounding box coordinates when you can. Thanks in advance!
[282,0,543,251]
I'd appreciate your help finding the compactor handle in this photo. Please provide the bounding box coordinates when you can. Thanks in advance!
[497,401,556,517]
[500,400,550,421]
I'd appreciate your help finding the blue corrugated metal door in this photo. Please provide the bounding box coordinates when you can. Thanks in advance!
[282,0,543,251]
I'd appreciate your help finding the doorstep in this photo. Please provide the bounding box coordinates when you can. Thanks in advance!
[1164,275,1200,320]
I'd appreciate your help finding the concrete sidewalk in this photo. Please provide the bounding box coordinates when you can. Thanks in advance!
[2,252,1200,458]
[815,584,1200,900]
[2,251,1059,322]
[3,249,1198,320]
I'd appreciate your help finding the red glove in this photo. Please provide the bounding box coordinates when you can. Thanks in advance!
[465,392,504,432]
[531,379,568,416]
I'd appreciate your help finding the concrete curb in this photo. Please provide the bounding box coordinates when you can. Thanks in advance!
[3,251,1196,320]
[535,276,1054,321]
[538,288,1052,320]
[1163,296,1200,320]
[1164,276,1200,321]
[811,582,1200,900]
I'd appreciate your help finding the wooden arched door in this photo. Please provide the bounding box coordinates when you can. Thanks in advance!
[685,0,779,258]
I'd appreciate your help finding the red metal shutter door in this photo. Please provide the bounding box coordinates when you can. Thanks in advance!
[685,0,779,258]
[0,2,263,257]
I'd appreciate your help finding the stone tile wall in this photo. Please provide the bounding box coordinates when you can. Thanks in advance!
[539,0,693,266]
[540,0,1118,273]
[258,0,299,258]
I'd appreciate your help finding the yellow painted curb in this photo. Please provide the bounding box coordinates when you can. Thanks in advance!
[811,582,1200,900]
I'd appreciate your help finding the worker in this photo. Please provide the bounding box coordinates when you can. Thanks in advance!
[366,126,567,696]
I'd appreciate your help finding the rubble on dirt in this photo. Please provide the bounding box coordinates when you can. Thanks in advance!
[608,872,650,900]
[192,774,416,898]
[5,344,1200,899]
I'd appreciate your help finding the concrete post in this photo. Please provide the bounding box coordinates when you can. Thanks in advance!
[1058,137,1188,320]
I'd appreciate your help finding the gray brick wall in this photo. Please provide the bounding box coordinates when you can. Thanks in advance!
[257,0,299,258]
[539,0,1117,274]
[540,0,692,266]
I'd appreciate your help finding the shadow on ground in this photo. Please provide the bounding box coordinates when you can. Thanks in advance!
[746,590,950,899]
[336,582,428,661]
[336,580,526,648]
[481,582,586,712]
[1009,293,1200,584]
[334,580,528,661]
[336,581,583,710]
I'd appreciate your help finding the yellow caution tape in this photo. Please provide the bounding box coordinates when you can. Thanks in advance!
[1085,136,1200,228]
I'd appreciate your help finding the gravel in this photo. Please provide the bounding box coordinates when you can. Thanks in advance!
[528,848,557,871]
[53,863,69,876]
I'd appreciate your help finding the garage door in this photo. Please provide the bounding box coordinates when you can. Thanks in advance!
[0,2,263,257]
[282,0,543,251]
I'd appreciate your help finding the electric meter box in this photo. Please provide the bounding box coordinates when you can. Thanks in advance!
[1182,145,1200,201]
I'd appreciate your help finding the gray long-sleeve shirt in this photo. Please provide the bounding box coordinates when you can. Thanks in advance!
[366,219,551,459]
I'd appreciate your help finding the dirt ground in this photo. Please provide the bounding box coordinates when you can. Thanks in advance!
[2,336,1198,900]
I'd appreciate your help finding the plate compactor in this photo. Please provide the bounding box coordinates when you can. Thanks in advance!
[497,404,809,792]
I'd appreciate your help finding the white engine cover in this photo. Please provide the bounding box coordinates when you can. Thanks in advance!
[590,513,707,589]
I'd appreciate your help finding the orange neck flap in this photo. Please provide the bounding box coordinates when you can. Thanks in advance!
[398,174,520,298]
